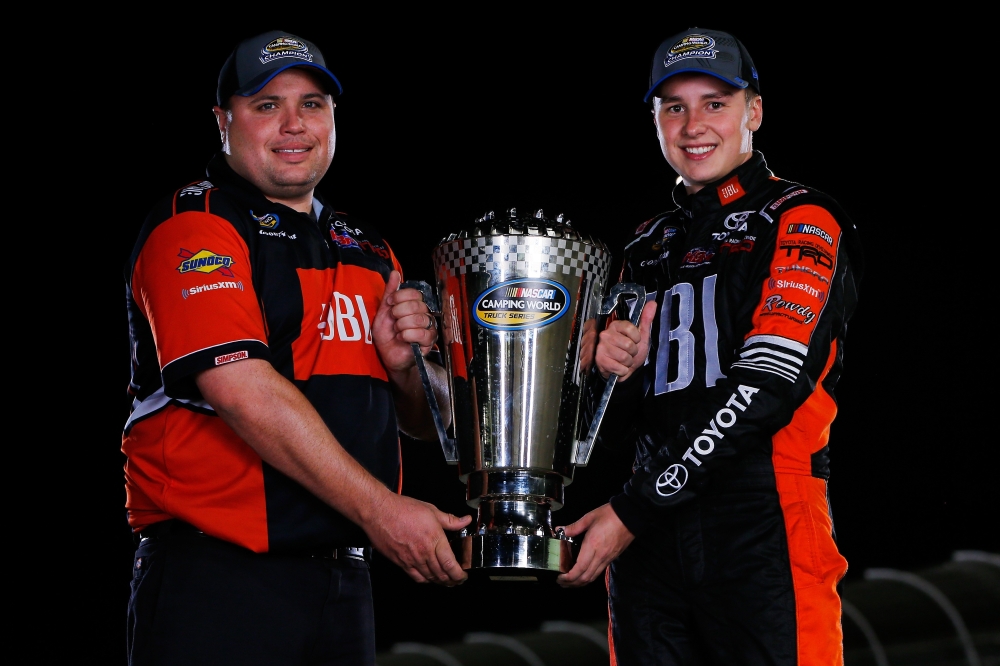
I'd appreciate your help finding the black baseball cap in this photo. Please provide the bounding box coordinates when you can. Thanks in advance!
[644,28,759,102]
[216,30,343,106]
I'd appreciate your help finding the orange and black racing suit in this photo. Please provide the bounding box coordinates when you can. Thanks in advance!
[595,152,863,665]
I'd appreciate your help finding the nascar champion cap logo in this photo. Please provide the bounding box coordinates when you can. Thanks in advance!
[260,37,313,64]
[473,279,569,330]
[177,248,235,277]
[665,34,718,66]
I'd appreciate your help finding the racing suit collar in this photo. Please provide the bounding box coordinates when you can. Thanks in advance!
[205,152,329,220]
[672,151,773,219]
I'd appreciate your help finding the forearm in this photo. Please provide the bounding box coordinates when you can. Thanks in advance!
[389,359,451,440]
[196,359,392,526]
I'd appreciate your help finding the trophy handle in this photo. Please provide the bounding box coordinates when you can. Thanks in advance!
[400,280,459,463]
[572,282,647,466]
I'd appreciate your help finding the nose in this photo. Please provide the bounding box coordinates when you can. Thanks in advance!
[280,106,306,134]
[682,110,705,137]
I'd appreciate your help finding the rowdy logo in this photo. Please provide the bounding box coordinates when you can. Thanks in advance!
[760,294,816,324]
[177,249,235,277]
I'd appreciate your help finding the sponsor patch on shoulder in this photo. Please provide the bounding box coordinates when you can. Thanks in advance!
[768,189,808,211]
[215,350,249,366]
[177,249,235,277]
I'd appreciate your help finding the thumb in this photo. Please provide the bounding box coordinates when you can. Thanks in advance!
[438,512,473,531]
[637,301,658,350]
[378,270,402,314]
[559,513,594,539]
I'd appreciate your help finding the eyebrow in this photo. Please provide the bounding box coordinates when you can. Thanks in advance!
[246,91,329,104]
[660,90,735,103]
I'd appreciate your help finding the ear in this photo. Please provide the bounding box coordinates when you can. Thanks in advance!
[746,95,762,132]
[212,106,230,152]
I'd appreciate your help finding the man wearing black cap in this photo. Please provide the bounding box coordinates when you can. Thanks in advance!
[558,28,862,664]
[123,31,468,665]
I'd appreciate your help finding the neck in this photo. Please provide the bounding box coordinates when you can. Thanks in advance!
[266,192,314,214]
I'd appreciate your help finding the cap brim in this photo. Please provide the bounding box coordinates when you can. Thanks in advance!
[236,62,343,98]
[644,69,748,103]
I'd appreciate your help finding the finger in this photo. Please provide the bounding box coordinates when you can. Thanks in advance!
[390,299,430,320]
[391,287,426,304]
[435,539,468,584]
[438,512,473,531]
[637,301,658,346]
[608,320,642,343]
[397,327,436,348]
[395,312,436,334]
[558,545,595,586]
[405,567,429,584]
[559,514,592,539]
[379,271,403,312]
[423,547,449,583]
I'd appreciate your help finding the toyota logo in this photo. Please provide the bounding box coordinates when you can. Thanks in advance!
[724,211,753,229]
[655,464,688,497]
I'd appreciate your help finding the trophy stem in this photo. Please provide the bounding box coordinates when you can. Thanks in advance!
[453,470,577,578]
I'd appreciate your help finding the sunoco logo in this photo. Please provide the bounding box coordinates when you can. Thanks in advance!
[473,279,569,330]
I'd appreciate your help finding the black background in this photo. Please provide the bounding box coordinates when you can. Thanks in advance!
[81,10,993,662]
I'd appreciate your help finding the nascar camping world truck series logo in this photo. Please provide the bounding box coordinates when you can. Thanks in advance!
[260,37,313,64]
[665,34,718,66]
[473,279,569,331]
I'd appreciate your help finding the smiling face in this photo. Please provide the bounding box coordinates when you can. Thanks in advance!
[213,68,336,211]
[653,73,762,194]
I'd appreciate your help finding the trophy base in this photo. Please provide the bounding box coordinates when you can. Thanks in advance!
[452,533,577,580]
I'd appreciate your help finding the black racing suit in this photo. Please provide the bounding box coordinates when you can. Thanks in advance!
[594,152,862,665]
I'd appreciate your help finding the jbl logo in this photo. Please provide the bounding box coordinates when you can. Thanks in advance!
[318,292,373,343]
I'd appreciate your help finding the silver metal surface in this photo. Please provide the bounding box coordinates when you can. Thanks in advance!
[454,533,577,576]
[421,214,624,575]
[573,283,647,466]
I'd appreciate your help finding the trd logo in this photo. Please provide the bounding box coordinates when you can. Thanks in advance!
[318,292,373,343]
[780,244,834,269]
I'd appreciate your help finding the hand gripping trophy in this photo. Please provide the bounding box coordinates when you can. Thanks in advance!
[406,208,644,580]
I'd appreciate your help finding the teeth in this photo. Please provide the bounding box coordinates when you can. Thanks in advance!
[685,146,714,155]
[276,149,308,153]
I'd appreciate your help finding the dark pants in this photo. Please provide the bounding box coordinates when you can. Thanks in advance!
[607,467,846,665]
[127,525,375,666]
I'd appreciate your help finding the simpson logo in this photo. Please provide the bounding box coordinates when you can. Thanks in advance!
[665,34,718,66]
[768,189,808,211]
[787,223,834,245]
[251,210,280,229]
[473,279,569,330]
[260,37,313,64]
[182,280,244,299]
[177,249,235,277]
[215,350,249,366]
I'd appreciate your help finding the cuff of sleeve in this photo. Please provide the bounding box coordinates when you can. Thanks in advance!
[610,491,655,537]
[162,339,271,400]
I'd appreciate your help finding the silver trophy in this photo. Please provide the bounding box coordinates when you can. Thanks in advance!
[407,208,644,580]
